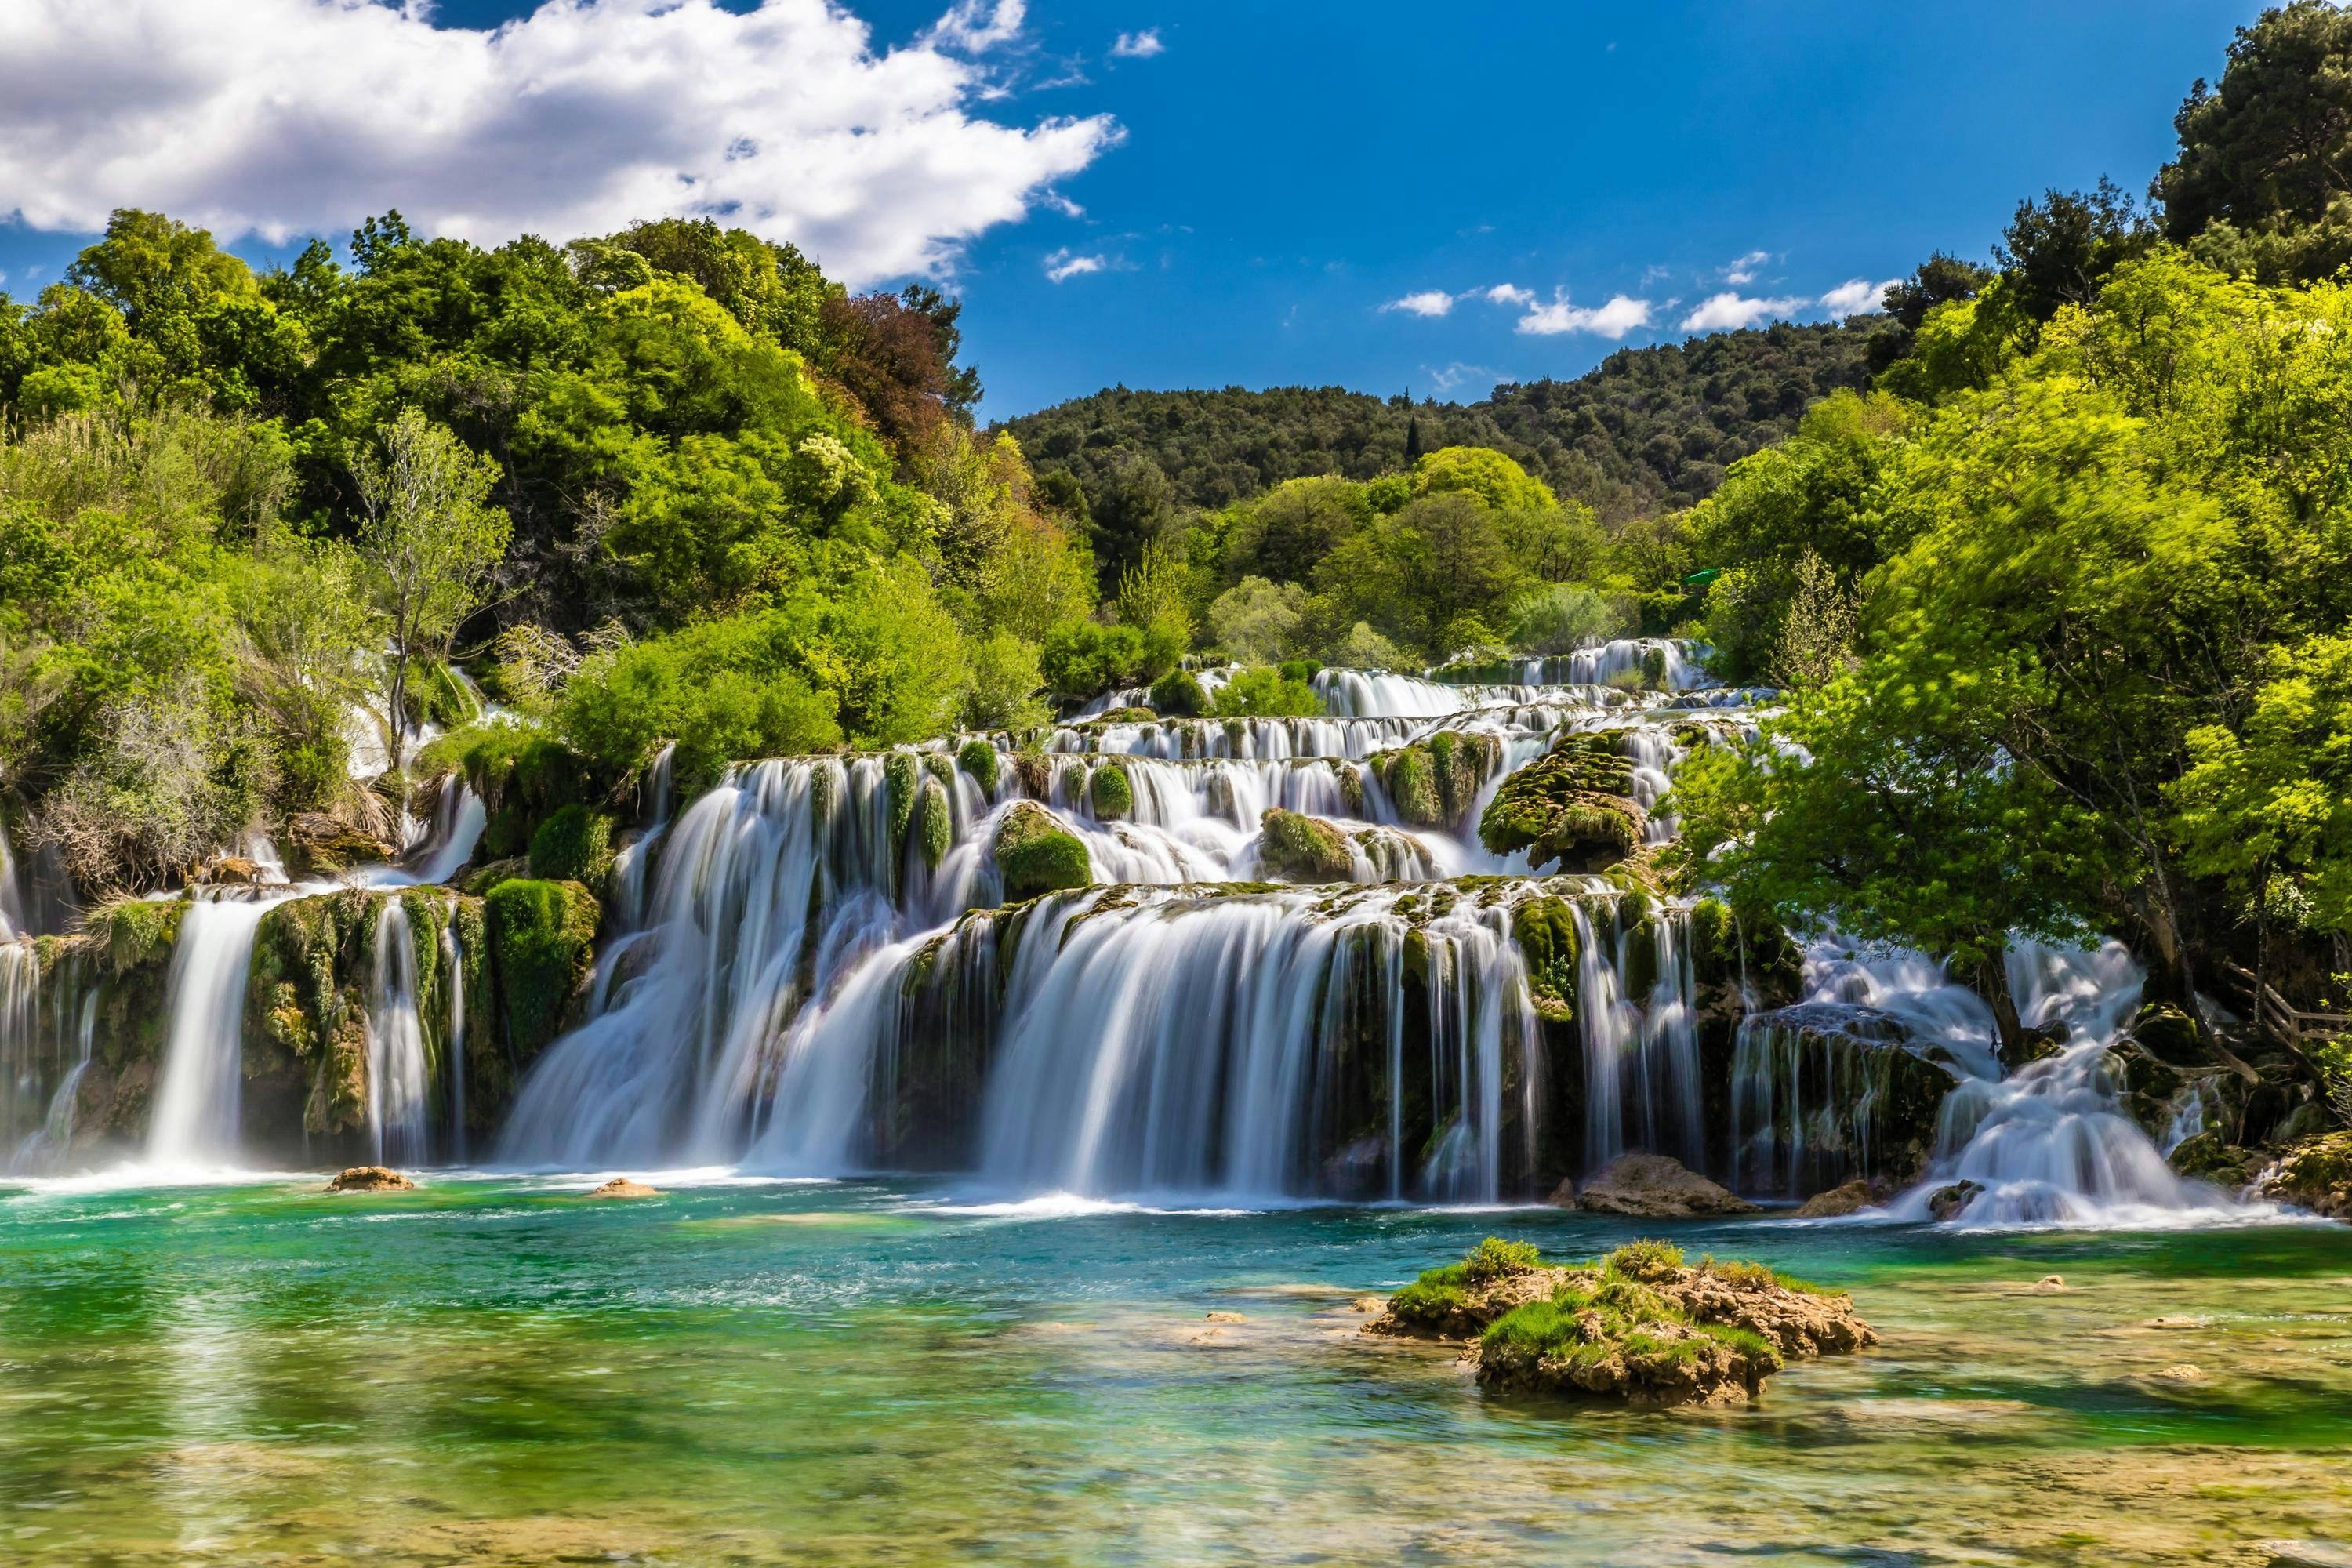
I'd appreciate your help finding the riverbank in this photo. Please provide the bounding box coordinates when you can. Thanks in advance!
[4,1173,2348,1566]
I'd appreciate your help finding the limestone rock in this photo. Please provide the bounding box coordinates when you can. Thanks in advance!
[1475,734,1644,873]
[1793,1178,1885,1218]
[1203,1310,1246,1323]
[1569,1152,1760,1218]
[586,1177,660,1198]
[328,1165,414,1192]
[1255,808,1353,883]
[993,801,1093,903]
[1927,1179,1984,1221]
[2257,1130,2352,1221]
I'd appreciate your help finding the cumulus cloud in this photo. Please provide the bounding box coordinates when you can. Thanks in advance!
[1109,29,1166,58]
[1516,291,1654,338]
[1679,292,1807,332]
[1044,248,1107,282]
[923,0,1026,53]
[1820,277,1900,318]
[1483,282,1535,307]
[0,0,1120,287]
[1383,289,1456,318]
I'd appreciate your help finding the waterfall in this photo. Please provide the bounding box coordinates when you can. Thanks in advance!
[148,895,275,1169]
[365,900,430,1167]
[441,902,466,1164]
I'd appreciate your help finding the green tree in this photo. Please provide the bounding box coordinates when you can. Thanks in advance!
[350,408,513,771]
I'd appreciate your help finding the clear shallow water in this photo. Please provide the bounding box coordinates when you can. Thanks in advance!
[4,1176,2350,1566]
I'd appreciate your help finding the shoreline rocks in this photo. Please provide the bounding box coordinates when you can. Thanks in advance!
[2258,1131,2352,1220]
[1555,1152,1760,1218]
[1366,1236,1874,1407]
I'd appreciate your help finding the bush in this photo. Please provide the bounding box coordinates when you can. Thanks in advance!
[1088,761,1132,821]
[961,630,1048,731]
[1462,1236,1543,1281]
[1508,583,1636,655]
[1207,575,1307,663]
[555,612,844,786]
[1149,667,1207,717]
[956,738,1000,793]
[1606,1239,1685,1283]
[1209,666,1323,718]
[1276,659,1323,683]
[527,803,615,885]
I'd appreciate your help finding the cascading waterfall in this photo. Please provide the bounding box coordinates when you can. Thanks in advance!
[148,895,277,1169]
[367,900,431,1167]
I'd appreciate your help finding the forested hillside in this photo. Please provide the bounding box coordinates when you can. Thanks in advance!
[995,318,1885,525]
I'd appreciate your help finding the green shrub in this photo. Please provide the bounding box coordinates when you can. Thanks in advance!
[1606,1239,1685,1283]
[916,779,953,871]
[554,611,844,786]
[956,738,1000,794]
[1209,666,1323,718]
[1276,659,1323,683]
[1463,1236,1543,1281]
[993,801,1092,902]
[1149,668,1207,717]
[528,803,615,886]
[1089,761,1133,821]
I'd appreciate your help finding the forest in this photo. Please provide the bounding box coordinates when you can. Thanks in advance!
[0,0,2347,1082]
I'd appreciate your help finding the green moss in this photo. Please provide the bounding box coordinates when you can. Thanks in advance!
[1511,896,1581,1019]
[917,779,953,872]
[1479,733,1643,873]
[993,802,1093,903]
[885,751,920,869]
[93,898,184,975]
[1089,761,1133,822]
[1606,1239,1684,1282]
[1386,747,1440,825]
[1149,669,1207,717]
[1276,659,1323,683]
[485,879,602,1064]
[1375,731,1503,828]
[528,803,615,886]
[1258,808,1352,882]
[956,739,1000,794]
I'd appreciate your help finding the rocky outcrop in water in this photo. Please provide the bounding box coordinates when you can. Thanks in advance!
[328,1165,414,1191]
[2259,1131,2352,1220]
[1367,1238,1874,1407]
[1255,809,1353,883]
[993,802,1092,902]
[1477,734,1644,873]
[1558,1151,1759,1216]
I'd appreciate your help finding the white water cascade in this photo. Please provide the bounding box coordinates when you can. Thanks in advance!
[367,900,430,1167]
[147,895,277,1169]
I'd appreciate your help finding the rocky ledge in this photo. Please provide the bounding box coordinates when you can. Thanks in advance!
[1552,1151,1760,1217]
[1366,1236,1874,1407]
[2259,1130,2352,1220]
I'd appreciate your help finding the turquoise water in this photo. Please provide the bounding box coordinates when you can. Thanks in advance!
[5,1174,2350,1565]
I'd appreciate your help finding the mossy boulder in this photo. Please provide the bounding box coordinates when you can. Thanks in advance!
[1257,808,1353,883]
[993,802,1092,903]
[485,879,601,1066]
[1367,1240,1874,1408]
[916,779,953,872]
[281,812,401,877]
[1370,731,1502,827]
[1089,761,1134,822]
[2127,1001,2205,1066]
[1511,896,1581,1022]
[527,803,615,887]
[956,739,1000,795]
[1478,734,1644,873]
[1149,669,1207,717]
[2169,1131,2260,1187]
[2259,1130,2352,1220]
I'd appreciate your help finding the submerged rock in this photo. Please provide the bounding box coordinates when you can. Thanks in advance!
[1793,1178,1887,1218]
[1564,1152,1759,1218]
[1366,1237,1873,1408]
[1926,1179,1984,1221]
[328,1165,414,1192]
[586,1177,660,1199]
[2258,1131,2352,1220]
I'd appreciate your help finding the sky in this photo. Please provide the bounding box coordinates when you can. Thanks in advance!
[0,0,2273,420]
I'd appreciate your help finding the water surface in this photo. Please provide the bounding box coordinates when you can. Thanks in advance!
[5,1174,2349,1566]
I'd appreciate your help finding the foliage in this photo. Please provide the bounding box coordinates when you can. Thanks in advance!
[483,877,601,1063]
[1206,576,1308,662]
[554,611,843,786]
[527,803,615,887]
[1508,583,1635,655]
[1208,667,1323,718]
[1148,668,1207,717]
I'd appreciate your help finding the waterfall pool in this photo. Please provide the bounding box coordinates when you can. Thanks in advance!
[4,1172,2348,1564]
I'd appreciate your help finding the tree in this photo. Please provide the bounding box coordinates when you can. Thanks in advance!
[1207,577,1308,662]
[1882,252,1995,332]
[350,408,513,772]
[1995,179,2154,322]
[1087,453,1177,579]
[2158,0,2352,283]
[1228,474,1369,585]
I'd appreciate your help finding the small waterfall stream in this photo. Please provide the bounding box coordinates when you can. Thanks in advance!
[148,895,276,1170]
[367,900,430,1167]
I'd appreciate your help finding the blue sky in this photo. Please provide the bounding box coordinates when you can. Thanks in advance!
[0,1,2268,419]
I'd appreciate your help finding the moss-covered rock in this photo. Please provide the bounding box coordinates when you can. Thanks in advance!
[1149,668,1207,716]
[1511,896,1581,1022]
[956,739,1000,795]
[1478,734,1644,873]
[485,879,601,1067]
[2260,1129,2352,1220]
[1257,808,1353,883]
[993,802,1093,902]
[527,803,615,887]
[281,812,402,877]
[1089,761,1133,822]
[916,779,953,872]
[1370,731,1501,828]
[2127,1001,2205,1066]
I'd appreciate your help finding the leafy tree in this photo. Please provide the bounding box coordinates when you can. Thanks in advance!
[1507,583,1635,655]
[350,408,513,771]
[1994,178,2155,324]
[1207,576,1308,662]
[1225,474,1370,584]
[1208,666,1323,718]
[1087,452,1177,579]
[1408,445,1556,511]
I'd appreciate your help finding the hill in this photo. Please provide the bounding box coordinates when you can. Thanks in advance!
[995,316,1890,524]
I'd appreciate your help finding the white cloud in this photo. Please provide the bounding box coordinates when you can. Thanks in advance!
[923,0,1026,53]
[1722,249,1771,285]
[1044,247,1107,282]
[1109,29,1165,58]
[1383,289,1455,318]
[1820,277,1900,318]
[1679,292,1807,332]
[0,0,1119,288]
[1483,282,1534,307]
[1516,291,1654,338]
